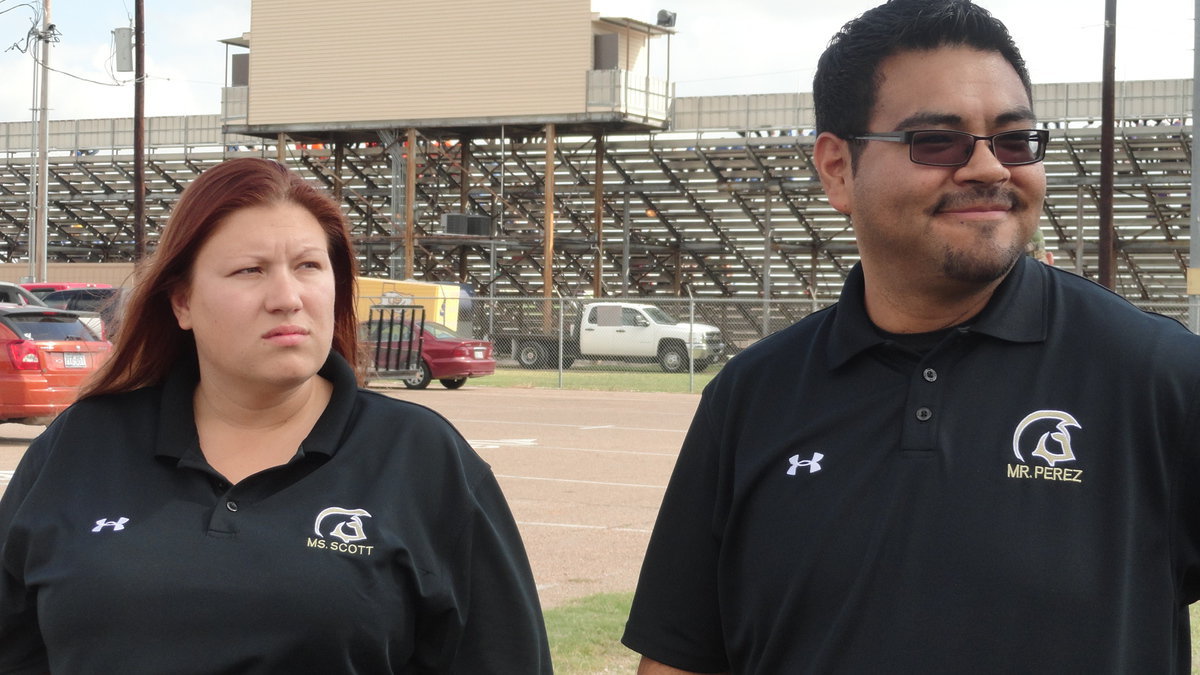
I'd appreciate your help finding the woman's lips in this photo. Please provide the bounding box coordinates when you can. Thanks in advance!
[263,325,309,345]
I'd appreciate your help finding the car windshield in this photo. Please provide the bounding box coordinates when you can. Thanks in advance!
[71,295,112,312]
[424,322,463,339]
[44,290,115,312]
[642,307,678,325]
[5,314,96,341]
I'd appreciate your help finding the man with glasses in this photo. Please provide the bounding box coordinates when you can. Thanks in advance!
[623,1,1200,673]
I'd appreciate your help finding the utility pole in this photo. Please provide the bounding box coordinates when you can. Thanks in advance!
[30,0,52,283]
[133,0,146,260]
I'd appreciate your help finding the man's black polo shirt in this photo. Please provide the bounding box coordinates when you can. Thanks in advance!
[623,257,1200,674]
[0,353,551,673]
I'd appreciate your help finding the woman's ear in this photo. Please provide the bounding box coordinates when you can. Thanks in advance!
[813,132,854,216]
[170,288,193,331]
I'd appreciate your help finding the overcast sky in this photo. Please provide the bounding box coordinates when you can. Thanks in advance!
[0,0,1193,124]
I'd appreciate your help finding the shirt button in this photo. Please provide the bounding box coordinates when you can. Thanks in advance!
[226,500,239,513]
[923,368,938,382]
[915,407,933,422]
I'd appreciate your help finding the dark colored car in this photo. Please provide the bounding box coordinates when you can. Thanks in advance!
[0,305,111,424]
[362,319,495,390]
[41,288,124,340]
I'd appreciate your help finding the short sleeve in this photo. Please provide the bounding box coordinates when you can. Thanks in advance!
[1175,357,1200,605]
[0,433,54,673]
[622,393,730,672]
[444,469,552,674]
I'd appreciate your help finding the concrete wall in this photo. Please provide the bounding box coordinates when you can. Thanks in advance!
[0,264,136,287]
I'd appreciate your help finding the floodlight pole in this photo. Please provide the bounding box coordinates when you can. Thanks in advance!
[1098,0,1116,289]
[1190,0,1200,333]
[133,0,146,260]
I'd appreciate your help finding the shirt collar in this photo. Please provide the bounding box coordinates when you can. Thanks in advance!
[827,256,1048,369]
[155,351,359,461]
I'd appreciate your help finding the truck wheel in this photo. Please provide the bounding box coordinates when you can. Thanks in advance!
[658,345,688,373]
[517,341,550,369]
[559,356,575,369]
[440,378,467,390]
[404,361,432,389]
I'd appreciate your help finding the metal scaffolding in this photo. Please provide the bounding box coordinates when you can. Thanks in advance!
[0,84,1194,309]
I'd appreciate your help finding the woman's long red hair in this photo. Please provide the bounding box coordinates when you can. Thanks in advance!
[81,158,360,398]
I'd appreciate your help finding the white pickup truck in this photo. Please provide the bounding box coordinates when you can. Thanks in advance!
[505,301,725,372]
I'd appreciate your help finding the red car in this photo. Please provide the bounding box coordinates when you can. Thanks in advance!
[362,320,495,390]
[0,305,111,424]
[402,322,495,390]
[20,282,113,301]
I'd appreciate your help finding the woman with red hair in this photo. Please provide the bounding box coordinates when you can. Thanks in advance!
[0,157,550,672]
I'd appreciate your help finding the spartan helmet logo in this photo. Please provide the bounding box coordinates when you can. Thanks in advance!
[314,507,373,544]
[1012,410,1081,467]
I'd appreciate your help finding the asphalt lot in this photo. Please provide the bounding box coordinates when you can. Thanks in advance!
[384,384,697,608]
[0,383,699,610]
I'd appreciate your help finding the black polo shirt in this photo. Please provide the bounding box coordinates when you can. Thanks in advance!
[623,257,1200,674]
[0,353,550,674]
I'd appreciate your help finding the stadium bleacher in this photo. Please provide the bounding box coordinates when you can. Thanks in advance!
[0,80,1193,311]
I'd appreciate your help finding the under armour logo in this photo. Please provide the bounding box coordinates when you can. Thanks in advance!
[91,517,129,532]
[787,453,824,475]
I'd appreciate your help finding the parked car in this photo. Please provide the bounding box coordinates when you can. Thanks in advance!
[0,282,46,307]
[41,288,124,340]
[362,319,495,390]
[20,282,113,301]
[0,305,111,424]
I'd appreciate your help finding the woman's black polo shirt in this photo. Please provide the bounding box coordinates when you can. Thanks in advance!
[0,353,551,673]
[624,257,1200,674]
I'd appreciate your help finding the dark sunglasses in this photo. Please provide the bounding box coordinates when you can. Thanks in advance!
[848,128,1050,167]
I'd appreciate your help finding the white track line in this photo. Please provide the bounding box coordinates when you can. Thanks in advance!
[456,418,686,434]
[470,441,673,458]
[494,474,665,489]
[517,520,651,534]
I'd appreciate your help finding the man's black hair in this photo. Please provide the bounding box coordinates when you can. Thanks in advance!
[813,0,1032,141]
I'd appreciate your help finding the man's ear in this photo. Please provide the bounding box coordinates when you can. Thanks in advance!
[813,131,854,215]
[170,288,193,331]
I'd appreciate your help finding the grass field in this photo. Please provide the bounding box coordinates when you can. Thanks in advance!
[1193,604,1200,671]
[545,592,639,674]
[543,596,1200,673]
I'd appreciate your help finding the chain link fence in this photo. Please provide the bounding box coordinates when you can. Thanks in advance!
[1136,302,1189,325]
[382,293,1194,393]
[449,295,831,393]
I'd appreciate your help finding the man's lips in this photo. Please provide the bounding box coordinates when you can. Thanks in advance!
[934,188,1021,216]
[938,204,1011,220]
[941,203,1011,213]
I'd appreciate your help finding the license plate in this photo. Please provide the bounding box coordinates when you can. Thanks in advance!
[63,352,86,368]
[473,347,486,359]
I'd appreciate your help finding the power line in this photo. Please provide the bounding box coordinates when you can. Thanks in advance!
[30,52,131,87]
[3,2,41,54]
[0,1,39,19]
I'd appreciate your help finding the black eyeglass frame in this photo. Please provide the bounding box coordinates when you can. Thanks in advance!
[848,128,1050,167]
